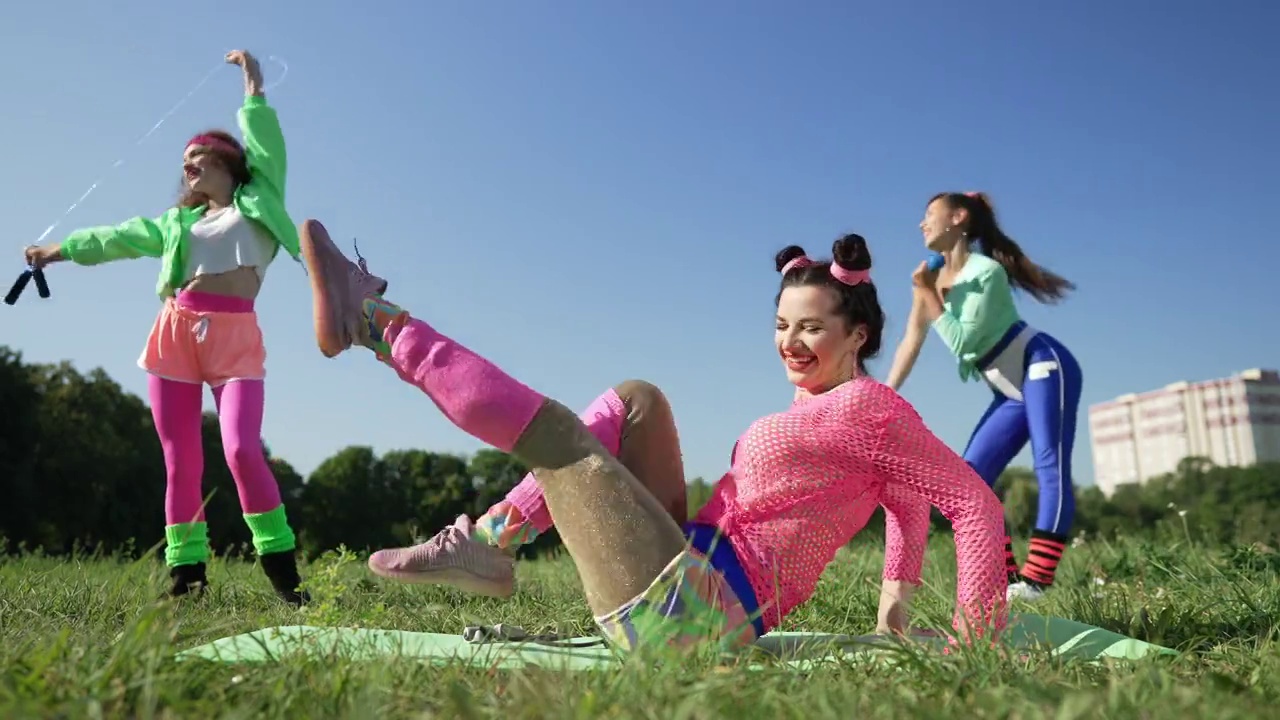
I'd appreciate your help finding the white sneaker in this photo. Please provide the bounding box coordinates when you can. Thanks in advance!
[1007,581,1046,602]
[367,515,515,598]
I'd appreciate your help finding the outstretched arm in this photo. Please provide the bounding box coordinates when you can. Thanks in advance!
[877,481,929,635]
[875,400,1008,641]
[227,49,266,99]
[227,50,286,199]
[885,290,930,391]
[55,214,169,266]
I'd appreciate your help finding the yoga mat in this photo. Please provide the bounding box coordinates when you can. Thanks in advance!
[176,613,1174,670]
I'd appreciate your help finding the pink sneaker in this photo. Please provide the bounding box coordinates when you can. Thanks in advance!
[298,219,390,357]
[367,515,516,598]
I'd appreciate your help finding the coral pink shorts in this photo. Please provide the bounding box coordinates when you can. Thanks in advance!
[138,291,266,387]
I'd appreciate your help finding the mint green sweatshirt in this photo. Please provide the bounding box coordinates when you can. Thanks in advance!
[931,253,1022,382]
[59,95,300,298]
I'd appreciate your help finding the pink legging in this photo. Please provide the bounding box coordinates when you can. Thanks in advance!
[148,375,282,524]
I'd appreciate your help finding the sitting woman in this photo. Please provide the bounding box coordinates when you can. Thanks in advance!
[301,220,1010,650]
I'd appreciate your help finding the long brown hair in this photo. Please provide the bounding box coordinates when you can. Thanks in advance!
[177,129,252,209]
[932,192,1074,303]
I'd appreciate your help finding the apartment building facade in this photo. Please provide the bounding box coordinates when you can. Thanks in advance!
[1089,368,1280,496]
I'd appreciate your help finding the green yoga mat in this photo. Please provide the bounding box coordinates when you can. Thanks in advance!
[177,613,1174,670]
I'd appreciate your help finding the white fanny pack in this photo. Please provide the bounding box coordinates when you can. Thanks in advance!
[980,323,1039,402]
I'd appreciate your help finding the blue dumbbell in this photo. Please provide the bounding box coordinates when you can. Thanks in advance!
[926,253,945,272]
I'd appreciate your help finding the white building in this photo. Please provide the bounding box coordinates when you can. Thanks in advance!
[1089,368,1280,496]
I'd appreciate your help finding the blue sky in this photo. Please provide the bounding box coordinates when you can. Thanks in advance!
[2,1,1277,489]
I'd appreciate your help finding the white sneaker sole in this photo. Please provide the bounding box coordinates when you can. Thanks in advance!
[368,562,515,598]
[299,218,361,358]
[1006,582,1046,602]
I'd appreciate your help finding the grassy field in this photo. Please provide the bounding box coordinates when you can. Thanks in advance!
[2,532,1279,719]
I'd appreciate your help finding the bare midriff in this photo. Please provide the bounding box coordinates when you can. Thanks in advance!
[183,266,262,300]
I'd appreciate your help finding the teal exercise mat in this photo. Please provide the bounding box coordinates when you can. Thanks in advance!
[1001,613,1170,661]
[176,613,1175,669]
[176,626,920,670]
[179,626,616,670]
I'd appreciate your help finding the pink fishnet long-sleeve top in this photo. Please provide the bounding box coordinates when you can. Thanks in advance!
[694,376,1008,636]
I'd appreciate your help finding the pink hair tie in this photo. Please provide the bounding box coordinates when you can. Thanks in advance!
[781,255,814,274]
[963,191,981,198]
[830,264,871,286]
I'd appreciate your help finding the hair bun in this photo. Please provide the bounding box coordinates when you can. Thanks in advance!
[831,233,871,272]
[774,245,808,273]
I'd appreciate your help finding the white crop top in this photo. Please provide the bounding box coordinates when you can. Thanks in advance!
[184,206,277,283]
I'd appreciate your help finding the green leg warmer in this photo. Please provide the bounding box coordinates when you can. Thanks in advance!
[243,505,297,556]
[165,522,211,567]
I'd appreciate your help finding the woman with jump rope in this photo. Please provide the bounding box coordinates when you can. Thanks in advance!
[885,191,1082,602]
[20,49,338,606]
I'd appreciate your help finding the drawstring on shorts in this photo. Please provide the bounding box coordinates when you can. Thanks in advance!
[193,316,210,343]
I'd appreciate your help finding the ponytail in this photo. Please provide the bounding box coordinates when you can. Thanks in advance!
[933,192,1074,303]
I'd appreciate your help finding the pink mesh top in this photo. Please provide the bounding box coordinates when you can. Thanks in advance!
[693,375,1008,636]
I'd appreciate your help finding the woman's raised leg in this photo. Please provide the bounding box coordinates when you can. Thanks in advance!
[300,220,702,615]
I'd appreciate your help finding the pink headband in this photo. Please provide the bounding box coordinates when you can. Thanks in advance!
[829,264,871,286]
[781,256,814,274]
[186,134,243,158]
[781,254,871,286]
[964,190,981,198]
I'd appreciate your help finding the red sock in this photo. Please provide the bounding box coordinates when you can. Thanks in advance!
[1020,530,1068,586]
[1003,536,1021,584]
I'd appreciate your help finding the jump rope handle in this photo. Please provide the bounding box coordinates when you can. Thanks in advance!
[4,266,51,306]
[33,267,50,298]
[4,268,32,306]
[926,253,946,272]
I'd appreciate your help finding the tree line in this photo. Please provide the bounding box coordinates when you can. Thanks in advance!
[3,346,1279,563]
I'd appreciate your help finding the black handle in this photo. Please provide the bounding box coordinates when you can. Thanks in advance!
[4,269,32,306]
[32,267,49,298]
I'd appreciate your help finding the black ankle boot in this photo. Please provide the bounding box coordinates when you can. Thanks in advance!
[259,551,310,607]
[166,562,208,599]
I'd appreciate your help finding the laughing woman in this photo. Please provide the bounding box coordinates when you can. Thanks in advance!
[21,50,321,605]
[300,222,1010,649]
[886,191,1082,601]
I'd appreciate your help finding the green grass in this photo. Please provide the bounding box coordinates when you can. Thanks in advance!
[3,533,1280,719]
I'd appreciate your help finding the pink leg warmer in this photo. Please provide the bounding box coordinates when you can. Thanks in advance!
[148,375,206,525]
[502,388,627,534]
[212,380,282,514]
[384,317,546,454]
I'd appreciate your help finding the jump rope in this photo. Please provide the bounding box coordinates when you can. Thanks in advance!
[6,53,939,308]
[5,54,290,307]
